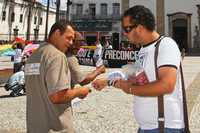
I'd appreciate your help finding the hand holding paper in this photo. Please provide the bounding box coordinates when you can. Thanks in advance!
[122,61,149,85]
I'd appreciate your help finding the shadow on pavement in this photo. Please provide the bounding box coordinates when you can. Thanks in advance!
[0,93,25,98]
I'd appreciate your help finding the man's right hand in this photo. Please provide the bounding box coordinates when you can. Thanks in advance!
[76,87,90,99]
[92,78,107,91]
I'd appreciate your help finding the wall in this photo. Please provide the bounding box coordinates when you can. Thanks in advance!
[129,0,156,18]
[71,0,122,16]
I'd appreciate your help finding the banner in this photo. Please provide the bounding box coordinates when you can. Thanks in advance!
[103,49,138,61]
[77,49,139,68]
[73,21,112,31]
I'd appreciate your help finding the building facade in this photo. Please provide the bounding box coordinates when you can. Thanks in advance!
[0,0,56,41]
[70,0,122,46]
[130,0,200,53]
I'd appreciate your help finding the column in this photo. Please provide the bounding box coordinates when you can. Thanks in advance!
[156,0,165,34]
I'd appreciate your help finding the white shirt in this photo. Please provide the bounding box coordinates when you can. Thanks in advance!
[105,41,113,49]
[134,36,184,129]
[107,45,113,49]
[93,43,103,58]
[93,43,103,67]
[14,48,22,63]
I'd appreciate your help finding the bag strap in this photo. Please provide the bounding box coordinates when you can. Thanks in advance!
[180,52,190,133]
[155,38,190,133]
[154,37,165,133]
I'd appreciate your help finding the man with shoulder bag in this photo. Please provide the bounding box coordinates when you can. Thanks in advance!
[92,5,190,133]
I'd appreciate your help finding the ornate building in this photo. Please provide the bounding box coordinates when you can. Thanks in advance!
[70,0,121,46]
[0,0,56,41]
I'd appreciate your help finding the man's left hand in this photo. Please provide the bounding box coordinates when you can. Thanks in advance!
[114,79,133,94]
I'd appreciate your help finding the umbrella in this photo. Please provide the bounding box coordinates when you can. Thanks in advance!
[23,44,39,56]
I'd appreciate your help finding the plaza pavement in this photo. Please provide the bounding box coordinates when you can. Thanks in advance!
[0,56,200,132]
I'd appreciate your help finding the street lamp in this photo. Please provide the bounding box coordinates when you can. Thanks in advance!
[34,26,39,41]
[66,0,72,21]
[13,26,19,39]
[44,0,50,41]
[26,1,32,41]
[56,0,61,21]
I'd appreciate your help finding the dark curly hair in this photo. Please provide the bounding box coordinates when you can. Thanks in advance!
[123,5,155,31]
[48,19,75,38]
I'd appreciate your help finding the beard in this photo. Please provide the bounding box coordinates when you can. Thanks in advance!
[130,33,140,45]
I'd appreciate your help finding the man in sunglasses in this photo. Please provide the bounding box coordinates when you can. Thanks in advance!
[92,5,185,133]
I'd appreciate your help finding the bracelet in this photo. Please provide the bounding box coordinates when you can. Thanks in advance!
[107,79,113,86]
[107,79,118,87]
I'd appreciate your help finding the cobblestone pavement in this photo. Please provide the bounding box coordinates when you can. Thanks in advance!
[0,56,200,133]
[187,72,200,133]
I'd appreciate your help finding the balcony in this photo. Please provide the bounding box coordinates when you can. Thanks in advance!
[71,14,121,21]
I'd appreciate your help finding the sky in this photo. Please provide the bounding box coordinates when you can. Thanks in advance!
[36,0,67,9]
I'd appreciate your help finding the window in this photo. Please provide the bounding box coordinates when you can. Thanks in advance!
[20,14,23,23]
[39,17,42,25]
[34,16,37,24]
[2,11,6,21]
[89,4,96,17]
[11,12,15,22]
[76,4,83,15]
[112,3,120,15]
[101,3,107,16]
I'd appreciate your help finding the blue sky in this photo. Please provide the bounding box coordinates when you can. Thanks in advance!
[36,0,67,9]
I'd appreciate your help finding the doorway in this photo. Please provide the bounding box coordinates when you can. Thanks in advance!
[172,19,188,52]
[168,12,192,54]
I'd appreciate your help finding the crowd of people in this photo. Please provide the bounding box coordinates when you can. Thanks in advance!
[23,5,188,133]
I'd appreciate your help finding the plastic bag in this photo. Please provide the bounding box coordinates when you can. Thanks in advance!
[107,71,127,81]
[122,61,149,85]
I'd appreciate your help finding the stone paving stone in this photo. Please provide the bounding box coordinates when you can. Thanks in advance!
[0,56,200,132]
[186,72,200,115]
[187,72,200,133]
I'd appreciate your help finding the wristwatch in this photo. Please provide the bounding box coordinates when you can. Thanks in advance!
[107,79,113,86]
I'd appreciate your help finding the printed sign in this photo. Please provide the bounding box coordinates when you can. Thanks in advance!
[77,49,139,68]
[25,63,40,75]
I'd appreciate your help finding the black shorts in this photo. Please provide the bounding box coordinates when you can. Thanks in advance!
[13,63,22,73]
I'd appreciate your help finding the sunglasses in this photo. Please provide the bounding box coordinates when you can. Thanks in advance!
[123,25,138,33]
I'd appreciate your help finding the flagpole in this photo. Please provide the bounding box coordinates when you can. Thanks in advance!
[44,0,50,41]
[56,0,60,21]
